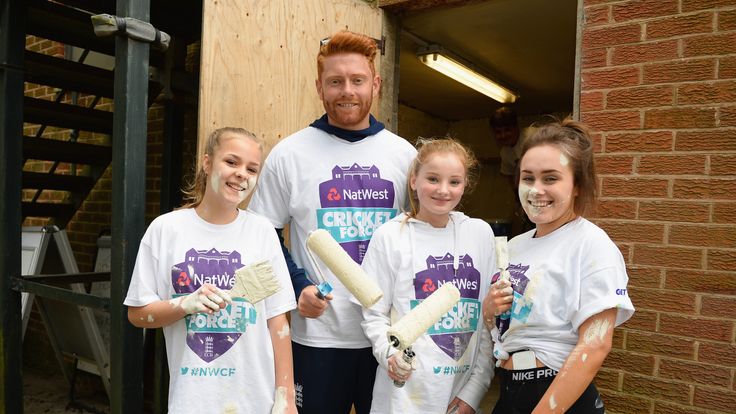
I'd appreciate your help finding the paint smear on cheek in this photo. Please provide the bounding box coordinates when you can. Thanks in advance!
[277,323,290,339]
[583,318,612,345]
[210,169,222,195]
[271,386,287,414]
[582,353,588,362]
[518,183,541,217]
[238,175,257,202]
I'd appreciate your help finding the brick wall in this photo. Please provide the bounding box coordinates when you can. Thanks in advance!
[581,1,736,413]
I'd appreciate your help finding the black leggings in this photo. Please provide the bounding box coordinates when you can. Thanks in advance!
[492,368,605,414]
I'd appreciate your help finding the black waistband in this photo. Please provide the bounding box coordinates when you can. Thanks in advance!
[499,366,558,383]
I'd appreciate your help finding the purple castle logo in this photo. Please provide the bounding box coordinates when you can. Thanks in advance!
[413,253,481,360]
[171,247,256,363]
[316,164,397,263]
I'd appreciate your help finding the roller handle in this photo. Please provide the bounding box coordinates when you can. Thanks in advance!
[392,346,415,388]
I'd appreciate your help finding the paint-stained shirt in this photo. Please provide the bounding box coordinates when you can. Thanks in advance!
[124,208,295,413]
[490,217,635,370]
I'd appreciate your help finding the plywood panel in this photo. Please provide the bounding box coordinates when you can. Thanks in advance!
[199,0,384,157]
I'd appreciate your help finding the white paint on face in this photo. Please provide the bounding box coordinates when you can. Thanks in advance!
[271,386,287,414]
[582,353,588,362]
[147,314,154,323]
[238,175,258,202]
[583,318,612,345]
[277,323,290,339]
[559,153,569,166]
[549,394,557,410]
[518,183,541,218]
[210,169,222,195]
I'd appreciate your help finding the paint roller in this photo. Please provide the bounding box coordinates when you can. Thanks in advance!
[305,229,383,307]
[386,282,461,387]
[494,236,512,332]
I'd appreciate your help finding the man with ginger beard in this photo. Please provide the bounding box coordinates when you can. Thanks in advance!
[249,30,416,414]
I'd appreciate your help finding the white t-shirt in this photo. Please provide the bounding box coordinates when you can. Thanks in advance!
[124,209,296,413]
[360,212,495,413]
[250,126,416,348]
[491,217,635,370]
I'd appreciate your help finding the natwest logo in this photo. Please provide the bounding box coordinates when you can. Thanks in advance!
[342,188,389,201]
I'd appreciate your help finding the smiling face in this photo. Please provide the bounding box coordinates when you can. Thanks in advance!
[410,152,467,228]
[203,132,262,209]
[316,53,380,130]
[518,144,578,237]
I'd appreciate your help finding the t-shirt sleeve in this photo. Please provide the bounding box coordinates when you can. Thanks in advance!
[571,236,635,330]
[124,227,163,307]
[262,221,297,319]
[249,149,290,228]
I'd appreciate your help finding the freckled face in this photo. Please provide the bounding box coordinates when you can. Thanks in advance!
[203,133,262,207]
[316,53,380,130]
[518,144,578,237]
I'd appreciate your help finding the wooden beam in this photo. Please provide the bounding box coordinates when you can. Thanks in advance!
[379,0,484,13]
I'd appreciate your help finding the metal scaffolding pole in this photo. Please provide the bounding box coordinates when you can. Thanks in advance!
[110,0,150,412]
[0,0,26,411]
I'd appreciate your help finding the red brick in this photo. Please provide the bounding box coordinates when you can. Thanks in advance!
[711,154,736,175]
[596,154,635,174]
[582,48,608,69]
[713,202,736,224]
[612,0,679,22]
[601,177,669,198]
[718,8,736,31]
[660,313,734,341]
[647,11,715,39]
[676,129,736,151]
[721,56,736,79]
[659,358,733,388]
[581,110,642,131]
[627,331,697,358]
[685,32,736,57]
[623,373,692,404]
[582,66,641,90]
[624,309,659,331]
[604,349,656,375]
[612,328,625,349]
[654,401,721,414]
[678,80,736,105]
[583,23,642,49]
[596,368,621,391]
[683,0,736,12]
[592,199,637,219]
[699,342,736,366]
[598,220,665,243]
[611,39,679,65]
[607,85,674,109]
[721,105,736,127]
[581,91,605,112]
[629,287,698,314]
[643,58,716,84]
[633,245,704,269]
[638,154,707,175]
[674,178,736,200]
[639,201,710,223]
[701,295,736,318]
[585,4,610,26]
[606,131,674,152]
[627,266,664,288]
[693,386,736,411]
[670,224,736,248]
[664,269,736,295]
[708,249,736,271]
[599,390,654,414]
[645,107,717,129]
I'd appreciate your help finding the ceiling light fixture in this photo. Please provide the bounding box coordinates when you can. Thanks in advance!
[417,46,518,104]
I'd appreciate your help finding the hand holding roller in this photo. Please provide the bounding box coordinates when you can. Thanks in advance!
[305,229,384,308]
